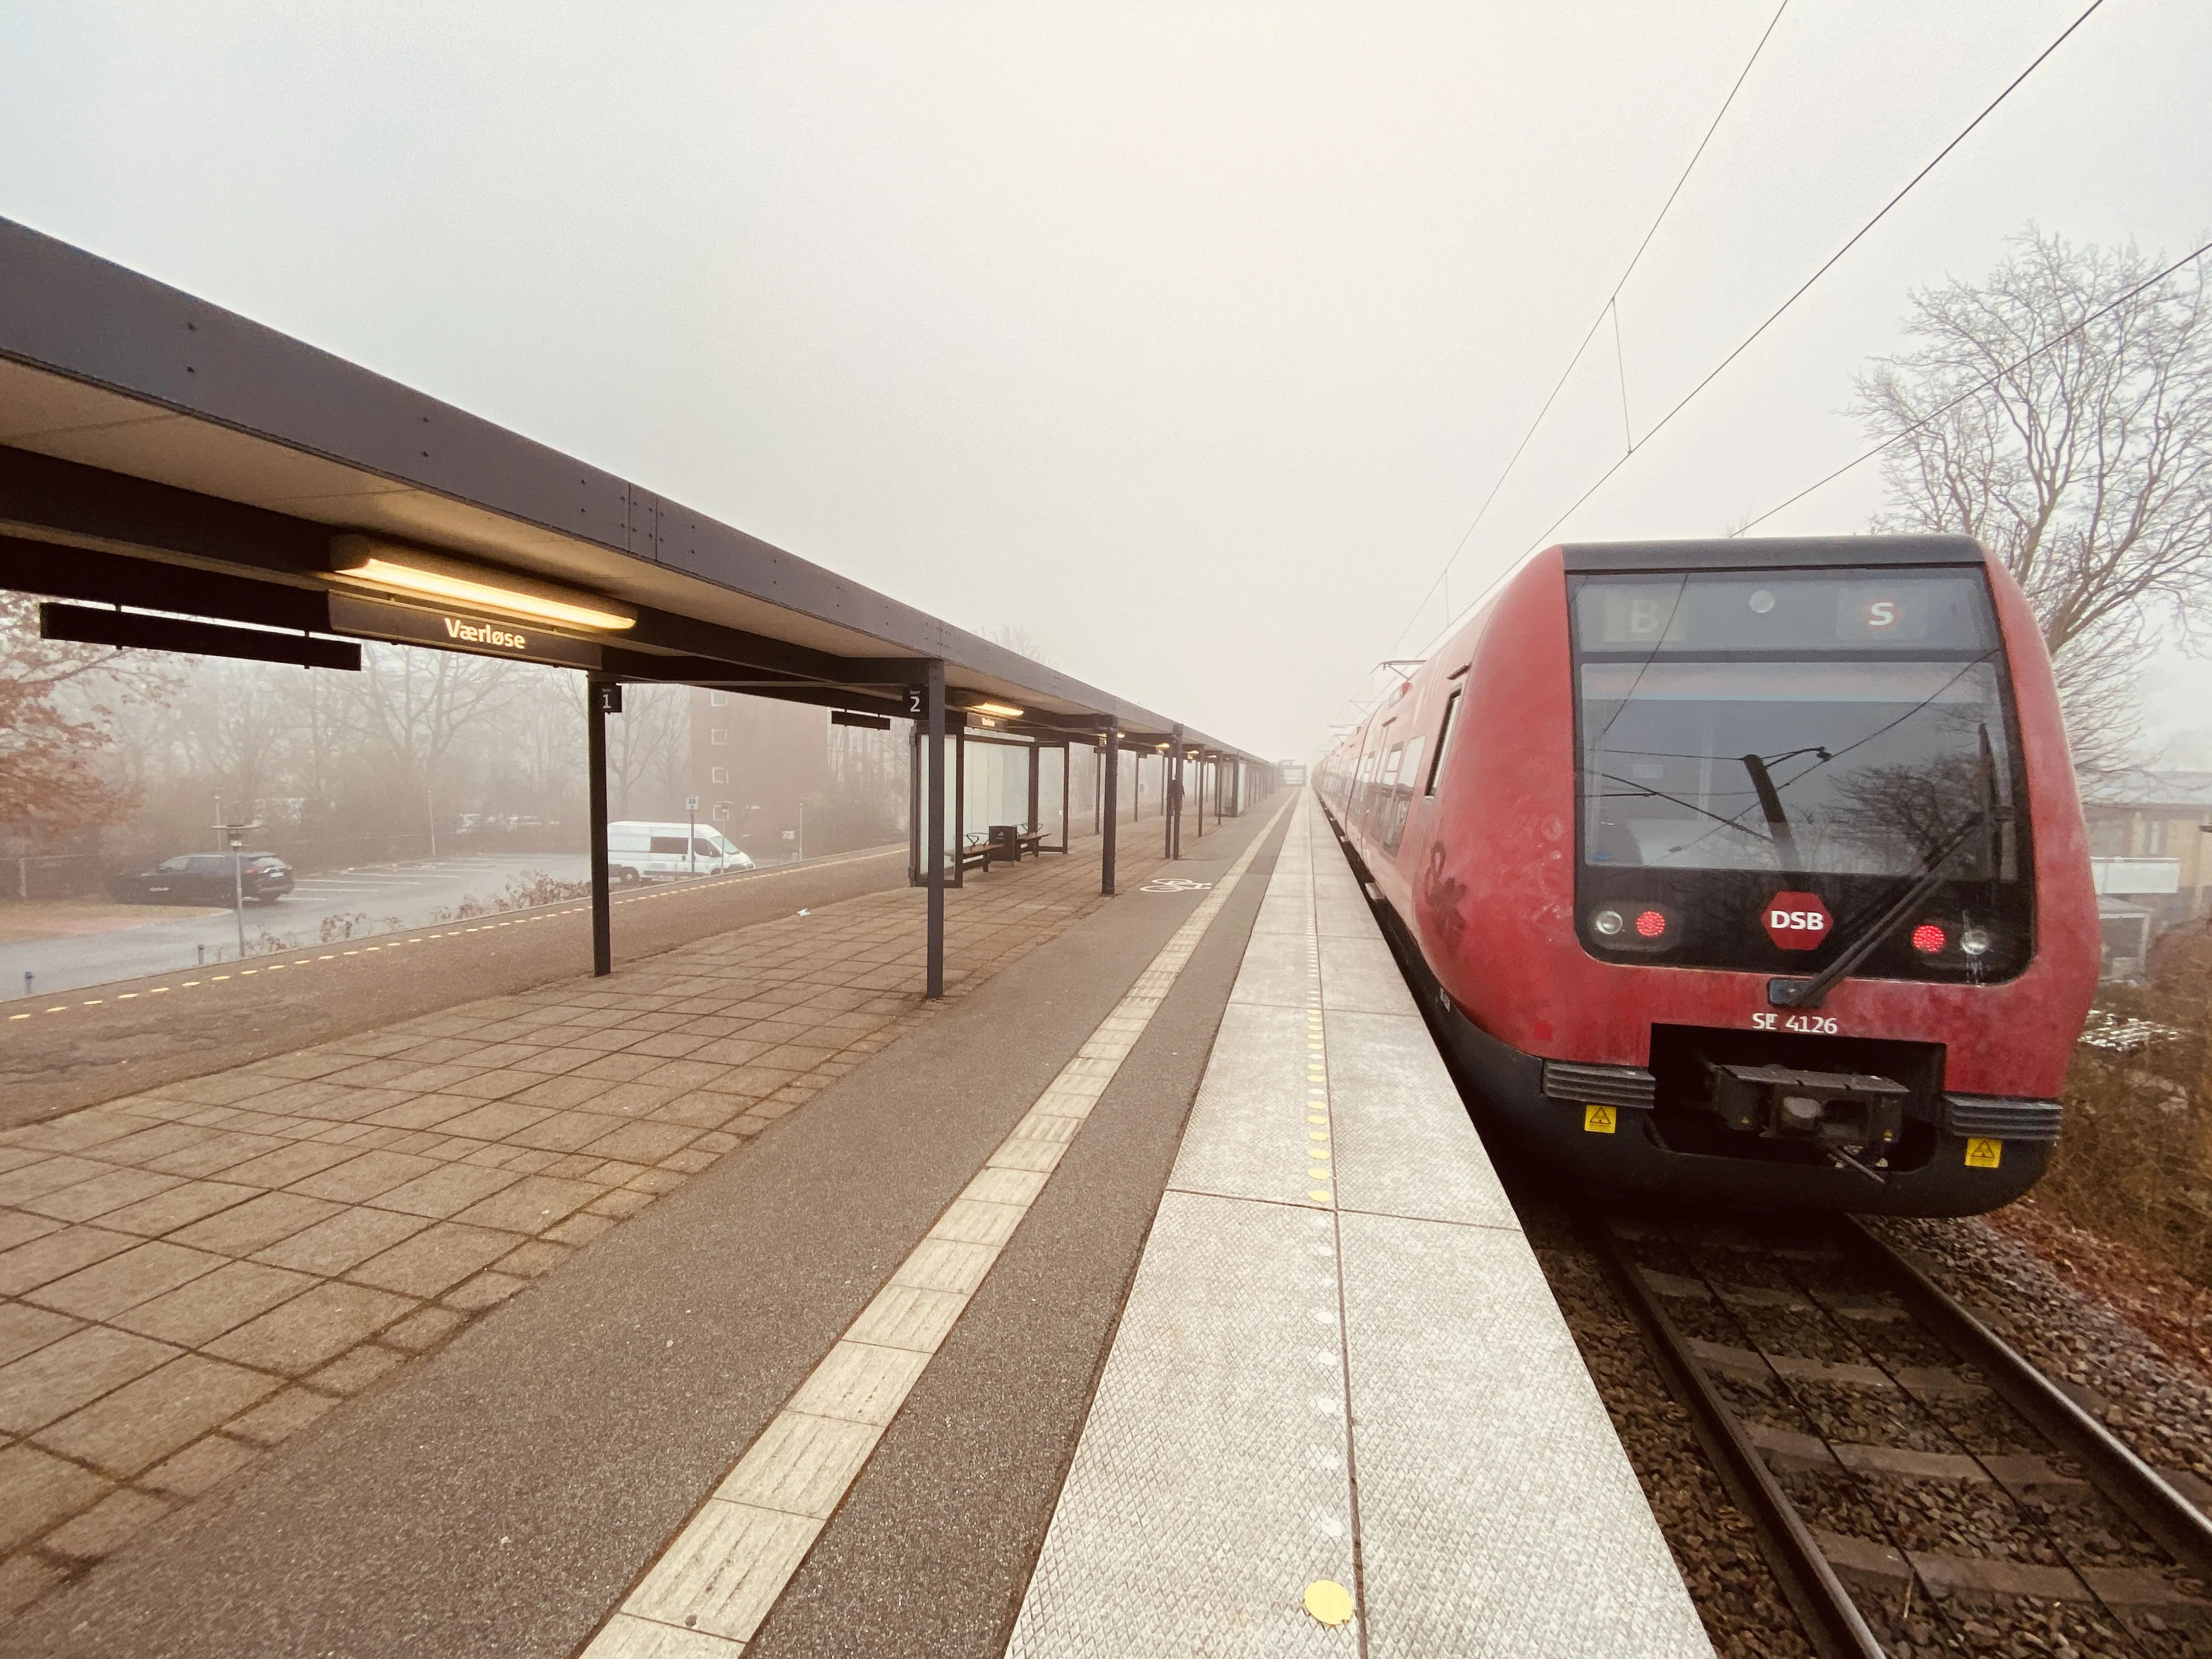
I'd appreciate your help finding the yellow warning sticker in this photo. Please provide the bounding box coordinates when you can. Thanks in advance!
[1965,1136,2002,1169]
[1583,1104,1618,1134]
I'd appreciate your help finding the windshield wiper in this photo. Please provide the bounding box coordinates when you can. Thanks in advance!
[1740,753,1800,871]
[1769,806,1988,1010]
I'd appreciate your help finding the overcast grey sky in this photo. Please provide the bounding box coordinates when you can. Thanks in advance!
[2,1,2207,760]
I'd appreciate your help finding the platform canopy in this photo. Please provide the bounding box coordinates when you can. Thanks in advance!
[0,216,1256,761]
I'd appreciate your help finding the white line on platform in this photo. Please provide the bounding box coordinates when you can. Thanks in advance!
[577,801,1293,1658]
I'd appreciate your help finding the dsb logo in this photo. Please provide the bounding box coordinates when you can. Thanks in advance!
[1764,891,1831,950]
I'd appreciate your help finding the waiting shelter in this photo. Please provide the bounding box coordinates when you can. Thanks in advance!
[0,218,1272,994]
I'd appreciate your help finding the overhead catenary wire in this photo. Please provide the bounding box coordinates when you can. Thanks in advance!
[1392,0,1795,654]
[1385,0,2111,678]
[1729,236,2212,535]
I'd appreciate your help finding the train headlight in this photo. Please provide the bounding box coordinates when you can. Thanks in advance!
[1592,908,1625,937]
[1960,926,1993,957]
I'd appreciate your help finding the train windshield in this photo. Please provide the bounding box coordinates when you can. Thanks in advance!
[1572,568,2022,879]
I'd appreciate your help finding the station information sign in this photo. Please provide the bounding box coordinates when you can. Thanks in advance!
[327,592,603,669]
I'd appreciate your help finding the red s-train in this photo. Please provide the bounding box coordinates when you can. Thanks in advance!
[1320,536,2098,1216]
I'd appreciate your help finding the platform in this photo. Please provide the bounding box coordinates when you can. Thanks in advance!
[1007,793,1712,1657]
[0,793,1711,1657]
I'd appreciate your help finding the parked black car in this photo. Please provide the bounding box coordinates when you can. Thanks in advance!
[115,852,295,905]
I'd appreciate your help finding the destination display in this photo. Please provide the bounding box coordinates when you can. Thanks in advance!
[326,591,603,669]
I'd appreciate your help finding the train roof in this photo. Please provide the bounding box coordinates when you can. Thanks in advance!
[1559,534,1985,573]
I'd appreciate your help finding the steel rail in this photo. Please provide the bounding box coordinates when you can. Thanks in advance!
[1581,1214,1887,1659]
[1844,1217,2212,1580]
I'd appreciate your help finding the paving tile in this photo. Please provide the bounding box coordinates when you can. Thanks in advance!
[494,1239,573,1279]
[19,1166,187,1224]
[226,1385,341,1447]
[380,1304,466,1353]
[424,1068,537,1102]
[444,1271,528,1312]
[42,1486,173,1561]
[35,1352,280,1476]
[1,1113,136,1154]
[309,1344,408,1395]
[139,1132,290,1186]
[512,1074,618,1111]
[0,1226,140,1296]
[505,1109,626,1152]
[285,1149,442,1203]
[427,1100,553,1141]
[543,1212,617,1248]
[114,1260,318,1346]
[25,1240,229,1321]
[0,1155,111,1206]
[573,1081,684,1117]
[212,1140,364,1189]
[0,1325,179,1435]
[362,1094,484,1131]
[348,1222,522,1297]
[0,1301,82,1367]
[587,1189,655,1221]
[140,1433,261,1498]
[95,1179,259,1237]
[204,1282,416,1375]
[368,1163,524,1220]
[0,1441,111,1553]
[579,1121,701,1165]
[573,1052,664,1082]
[658,1148,720,1175]
[84,1124,219,1166]
[650,1092,749,1130]
[168,1191,342,1256]
[250,1206,432,1276]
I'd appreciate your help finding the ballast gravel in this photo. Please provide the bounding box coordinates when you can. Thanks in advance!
[1872,1214,2212,1494]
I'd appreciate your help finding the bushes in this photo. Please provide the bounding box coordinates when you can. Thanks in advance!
[2037,920,2212,1289]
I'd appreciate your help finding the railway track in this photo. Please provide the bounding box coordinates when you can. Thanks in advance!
[1587,1210,2212,1659]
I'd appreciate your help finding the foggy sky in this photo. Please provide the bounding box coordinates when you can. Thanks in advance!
[2,1,2207,761]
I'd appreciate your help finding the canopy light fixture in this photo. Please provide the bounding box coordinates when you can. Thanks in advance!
[968,700,1024,720]
[330,537,637,631]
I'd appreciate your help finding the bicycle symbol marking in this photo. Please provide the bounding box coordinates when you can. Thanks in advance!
[1138,878,1215,893]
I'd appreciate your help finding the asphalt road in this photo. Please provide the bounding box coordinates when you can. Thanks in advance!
[0,804,1288,1659]
[4,854,597,1001]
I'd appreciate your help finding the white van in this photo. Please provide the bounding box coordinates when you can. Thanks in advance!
[606,821,755,883]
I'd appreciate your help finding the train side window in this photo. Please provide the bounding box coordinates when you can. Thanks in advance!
[1426,691,1462,796]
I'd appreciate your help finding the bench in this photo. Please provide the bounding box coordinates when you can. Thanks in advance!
[957,837,995,876]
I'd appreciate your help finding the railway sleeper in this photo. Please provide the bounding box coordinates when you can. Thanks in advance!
[1689,1336,1987,1401]
[1812,1531,2211,1636]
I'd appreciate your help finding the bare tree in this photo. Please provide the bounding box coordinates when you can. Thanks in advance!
[342,642,523,798]
[603,680,689,818]
[1855,229,2212,770]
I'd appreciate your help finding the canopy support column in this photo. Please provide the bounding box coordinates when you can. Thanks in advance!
[925,660,946,999]
[586,676,618,978]
[1101,722,1119,896]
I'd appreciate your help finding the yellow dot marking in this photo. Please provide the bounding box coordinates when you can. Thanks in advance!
[1307,1188,1333,1204]
[1308,1130,1328,1141]
[240,969,257,976]
[320,955,336,961]
[118,992,138,999]
[1308,1114,1328,1124]
[182,981,199,988]
[1309,1166,1331,1178]
[8,1013,26,1020]
[83,999,103,1006]
[150,986,169,994]
[46,1006,66,1013]
[212,975,231,981]
[266,965,284,973]
[1304,1579,1355,1626]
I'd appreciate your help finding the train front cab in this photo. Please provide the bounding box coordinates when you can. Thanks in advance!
[1324,536,2100,1218]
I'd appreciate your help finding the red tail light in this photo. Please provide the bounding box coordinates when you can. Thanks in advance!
[1635,909,1667,939]
[1910,922,1946,953]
